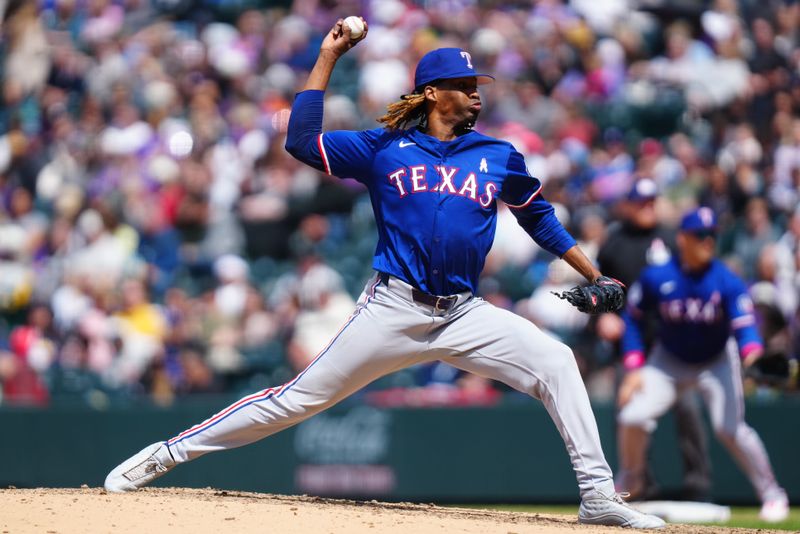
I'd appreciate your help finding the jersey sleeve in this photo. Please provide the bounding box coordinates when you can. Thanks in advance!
[499,149,543,208]
[318,128,383,182]
[620,272,654,369]
[724,271,763,358]
[501,149,576,257]
[285,90,381,183]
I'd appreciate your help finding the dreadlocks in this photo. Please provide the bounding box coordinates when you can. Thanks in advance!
[377,93,426,131]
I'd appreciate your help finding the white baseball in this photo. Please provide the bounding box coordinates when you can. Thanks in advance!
[343,16,364,39]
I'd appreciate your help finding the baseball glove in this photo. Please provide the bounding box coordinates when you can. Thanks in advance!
[552,276,626,314]
[745,351,798,389]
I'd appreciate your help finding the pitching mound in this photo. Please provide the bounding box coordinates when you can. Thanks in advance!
[0,488,783,533]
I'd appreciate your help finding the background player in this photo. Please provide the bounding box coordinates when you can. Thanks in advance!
[104,18,664,529]
[616,207,789,523]
[597,178,711,502]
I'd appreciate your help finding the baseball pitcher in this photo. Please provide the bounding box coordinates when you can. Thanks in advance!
[105,18,664,529]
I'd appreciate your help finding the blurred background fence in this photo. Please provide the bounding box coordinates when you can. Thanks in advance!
[1,396,798,504]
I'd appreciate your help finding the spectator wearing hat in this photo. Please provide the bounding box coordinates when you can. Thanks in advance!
[597,178,711,502]
[597,178,673,295]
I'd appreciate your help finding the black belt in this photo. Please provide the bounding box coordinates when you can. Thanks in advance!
[378,272,458,311]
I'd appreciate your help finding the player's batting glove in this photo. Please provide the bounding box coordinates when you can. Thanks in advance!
[552,276,626,314]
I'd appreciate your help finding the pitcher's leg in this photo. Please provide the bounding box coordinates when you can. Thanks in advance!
[437,300,613,497]
[168,340,378,462]
[699,352,786,503]
[106,277,431,492]
[168,282,423,462]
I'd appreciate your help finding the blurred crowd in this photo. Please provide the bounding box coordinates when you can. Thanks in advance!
[0,0,798,408]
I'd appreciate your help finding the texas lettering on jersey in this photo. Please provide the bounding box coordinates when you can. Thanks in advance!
[659,291,723,324]
[386,165,498,208]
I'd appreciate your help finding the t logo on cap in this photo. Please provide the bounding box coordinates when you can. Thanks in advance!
[698,207,714,227]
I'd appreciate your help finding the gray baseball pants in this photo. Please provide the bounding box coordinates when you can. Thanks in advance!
[167,273,616,498]
[617,345,786,503]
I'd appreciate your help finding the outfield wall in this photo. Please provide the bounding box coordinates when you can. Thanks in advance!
[1,397,797,504]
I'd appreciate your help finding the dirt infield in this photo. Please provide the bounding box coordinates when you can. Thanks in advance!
[0,488,785,534]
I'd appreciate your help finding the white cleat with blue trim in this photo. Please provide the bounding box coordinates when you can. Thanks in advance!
[579,490,666,529]
[104,442,175,493]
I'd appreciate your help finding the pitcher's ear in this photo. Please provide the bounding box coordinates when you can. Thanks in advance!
[423,84,437,102]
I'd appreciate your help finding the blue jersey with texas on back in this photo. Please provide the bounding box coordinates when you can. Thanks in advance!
[285,89,576,296]
[621,256,762,365]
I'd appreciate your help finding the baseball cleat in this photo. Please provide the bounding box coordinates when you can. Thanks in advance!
[759,497,789,523]
[579,490,666,529]
[104,442,175,493]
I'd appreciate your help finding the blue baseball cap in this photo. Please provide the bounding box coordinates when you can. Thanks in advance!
[680,207,717,236]
[414,48,494,92]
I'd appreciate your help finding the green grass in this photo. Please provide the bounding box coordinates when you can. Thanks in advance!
[452,504,800,531]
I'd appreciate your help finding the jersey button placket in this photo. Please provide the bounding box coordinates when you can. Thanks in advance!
[431,157,446,290]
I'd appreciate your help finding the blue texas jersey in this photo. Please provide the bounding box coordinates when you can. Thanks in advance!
[285,90,575,295]
[622,257,762,364]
